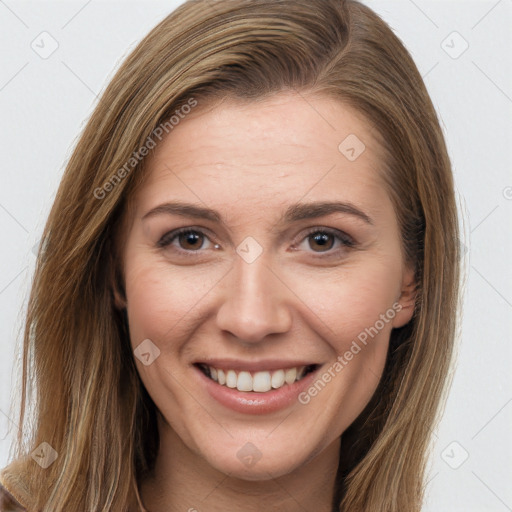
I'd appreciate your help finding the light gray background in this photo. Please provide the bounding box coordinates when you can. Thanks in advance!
[1,1,511,510]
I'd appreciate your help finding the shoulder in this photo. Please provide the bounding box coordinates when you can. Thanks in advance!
[0,481,26,512]
[0,464,28,512]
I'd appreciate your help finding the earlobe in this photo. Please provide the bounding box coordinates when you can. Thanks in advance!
[392,267,417,328]
[113,285,127,310]
[111,265,127,310]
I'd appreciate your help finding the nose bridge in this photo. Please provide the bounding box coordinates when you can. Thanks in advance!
[215,246,292,343]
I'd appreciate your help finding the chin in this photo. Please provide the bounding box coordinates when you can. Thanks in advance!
[198,438,313,481]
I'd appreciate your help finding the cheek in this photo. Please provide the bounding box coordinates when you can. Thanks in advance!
[288,258,401,346]
[293,264,399,426]
[288,258,400,414]
[123,258,207,345]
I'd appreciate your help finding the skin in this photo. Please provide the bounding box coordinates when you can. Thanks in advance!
[115,91,416,512]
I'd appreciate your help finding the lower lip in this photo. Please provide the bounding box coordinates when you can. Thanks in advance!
[194,365,321,415]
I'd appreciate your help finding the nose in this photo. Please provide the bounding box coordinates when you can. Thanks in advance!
[215,253,293,345]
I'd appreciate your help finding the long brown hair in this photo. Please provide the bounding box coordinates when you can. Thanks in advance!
[1,1,460,510]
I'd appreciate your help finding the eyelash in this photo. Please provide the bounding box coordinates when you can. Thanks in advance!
[157,226,356,259]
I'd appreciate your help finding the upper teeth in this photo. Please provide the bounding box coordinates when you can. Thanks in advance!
[203,365,310,392]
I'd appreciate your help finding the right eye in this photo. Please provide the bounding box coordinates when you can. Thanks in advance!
[157,228,216,255]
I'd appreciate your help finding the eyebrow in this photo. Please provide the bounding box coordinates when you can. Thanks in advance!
[142,200,373,225]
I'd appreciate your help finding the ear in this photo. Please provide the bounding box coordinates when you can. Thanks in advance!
[392,265,417,328]
[113,282,127,310]
[106,225,128,310]
[110,255,127,310]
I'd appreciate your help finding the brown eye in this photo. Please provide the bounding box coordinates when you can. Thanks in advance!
[177,230,205,251]
[308,232,335,252]
[157,228,213,254]
[295,227,356,259]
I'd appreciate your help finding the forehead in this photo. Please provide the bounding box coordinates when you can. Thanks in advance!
[133,92,390,222]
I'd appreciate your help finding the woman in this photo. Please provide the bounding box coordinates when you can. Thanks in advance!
[0,0,460,510]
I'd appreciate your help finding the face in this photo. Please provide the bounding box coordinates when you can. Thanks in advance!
[117,92,415,480]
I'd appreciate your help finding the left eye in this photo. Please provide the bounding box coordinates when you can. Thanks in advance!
[294,228,355,256]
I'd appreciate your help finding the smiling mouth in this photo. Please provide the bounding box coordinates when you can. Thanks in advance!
[194,363,319,393]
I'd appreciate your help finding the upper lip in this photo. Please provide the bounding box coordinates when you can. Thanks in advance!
[194,359,320,372]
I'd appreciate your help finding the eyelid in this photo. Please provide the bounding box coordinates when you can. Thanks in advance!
[289,226,356,260]
[295,226,356,248]
[156,226,218,252]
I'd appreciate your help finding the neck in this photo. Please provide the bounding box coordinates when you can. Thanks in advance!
[139,413,340,512]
